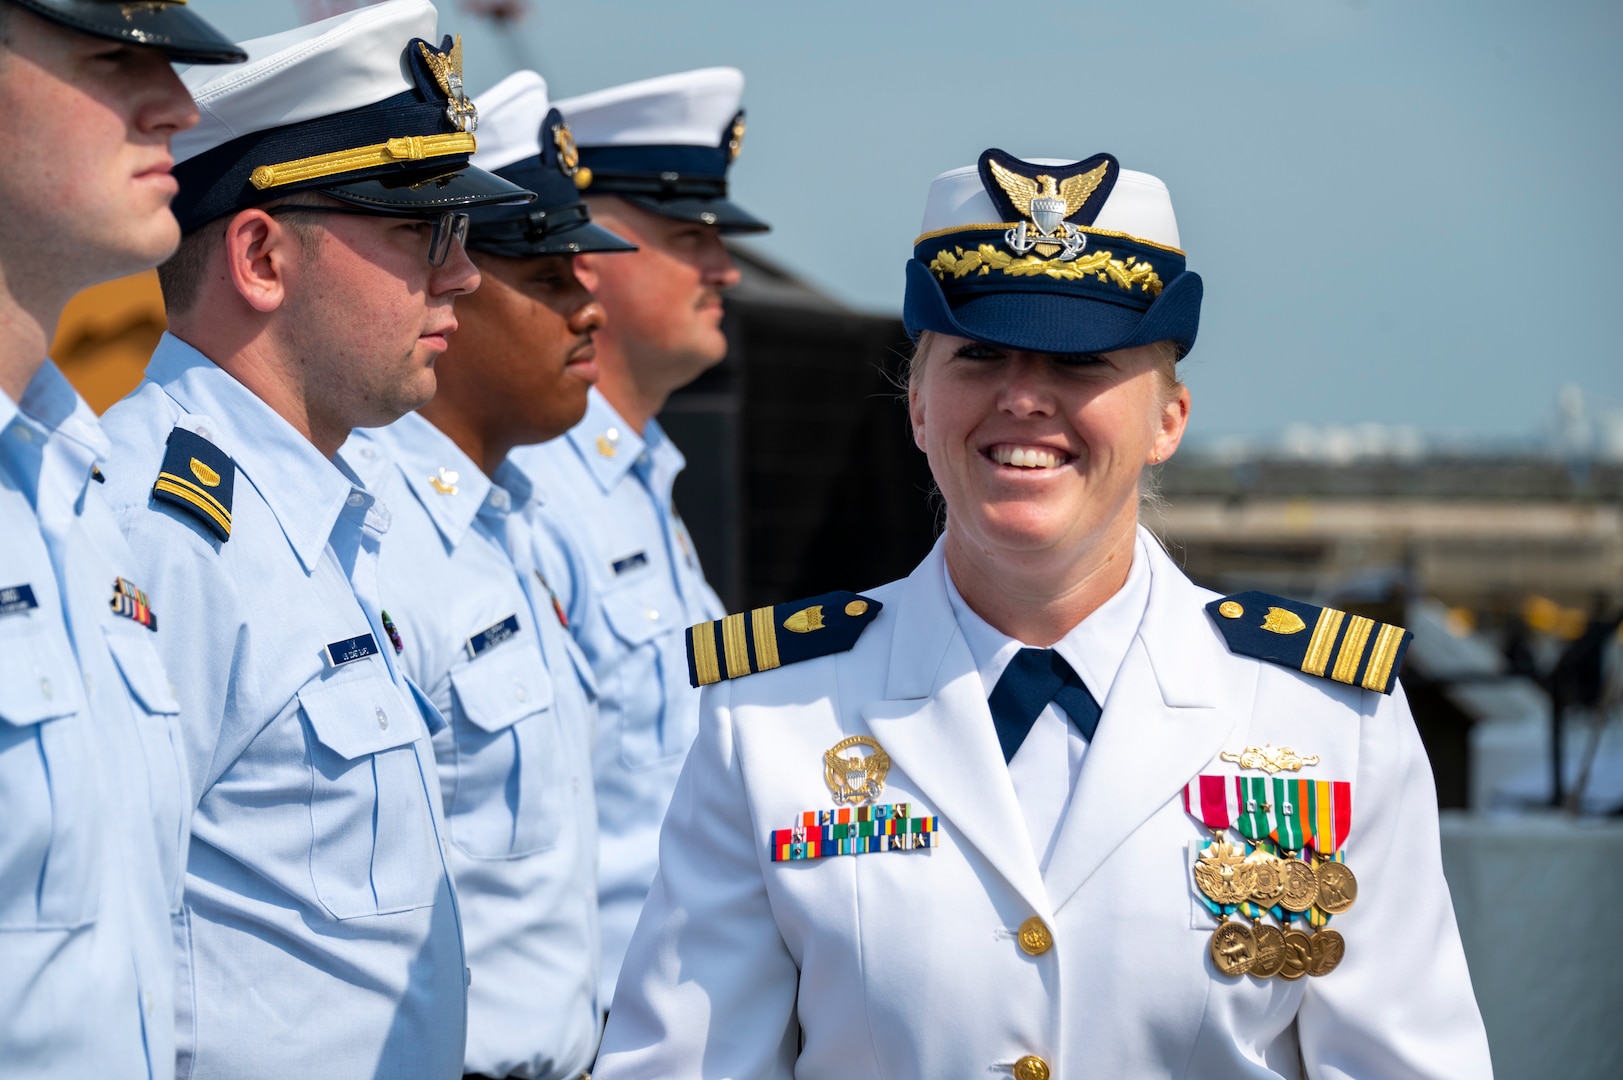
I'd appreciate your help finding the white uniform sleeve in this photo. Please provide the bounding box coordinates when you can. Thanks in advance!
[1298,682,1493,1078]
[595,680,800,1079]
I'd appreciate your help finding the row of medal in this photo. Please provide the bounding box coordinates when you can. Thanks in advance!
[1182,775,1359,981]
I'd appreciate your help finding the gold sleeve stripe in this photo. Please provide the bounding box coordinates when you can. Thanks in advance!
[157,471,230,520]
[750,605,780,673]
[1362,623,1406,692]
[249,132,477,190]
[1301,607,1345,677]
[152,477,230,535]
[690,621,721,686]
[721,612,751,679]
[1332,615,1376,685]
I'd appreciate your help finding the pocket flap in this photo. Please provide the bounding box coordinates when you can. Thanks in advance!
[450,646,553,734]
[299,667,421,760]
[0,623,81,727]
[102,624,180,716]
[601,581,683,647]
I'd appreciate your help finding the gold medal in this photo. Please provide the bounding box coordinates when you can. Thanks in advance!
[1245,849,1286,906]
[1307,928,1346,976]
[1194,838,1256,906]
[1209,919,1258,977]
[1313,860,1358,915]
[1249,923,1287,979]
[1277,857,1319,914]
[1277,928,1313,980]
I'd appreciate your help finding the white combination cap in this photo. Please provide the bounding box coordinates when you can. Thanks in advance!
[918,160,1182,251]
[470,69,550,173]
[556,66,745,148]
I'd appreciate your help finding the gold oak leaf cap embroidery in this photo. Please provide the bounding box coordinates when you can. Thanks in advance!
[152,427,235,542]
[686,590,883,687]
[1205,591,1412,695]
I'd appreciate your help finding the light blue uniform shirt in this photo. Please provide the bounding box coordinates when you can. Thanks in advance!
[509,387,722,1003]
[343,414,600,1080]
[100,335,467,1080]
[1,361,185,1080]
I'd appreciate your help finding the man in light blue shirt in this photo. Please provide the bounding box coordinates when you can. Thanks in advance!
[97,3,531,1076]
[0,1,242,1075]
[341,70,635,1079]
[510,66,770,1005]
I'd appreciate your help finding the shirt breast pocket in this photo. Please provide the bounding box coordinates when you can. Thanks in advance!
[0,619,97,929]
[102,622,187,910]
[601,580,686,768]
[299,668,442,919]
[447,647,564,858]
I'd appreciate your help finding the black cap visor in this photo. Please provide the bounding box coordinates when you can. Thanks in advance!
[322,163,534,214]
[615,193,769,235]
[13,0,247,63]
[468,208,637,257]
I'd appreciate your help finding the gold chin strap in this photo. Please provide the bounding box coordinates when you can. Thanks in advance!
[249,132,477,191]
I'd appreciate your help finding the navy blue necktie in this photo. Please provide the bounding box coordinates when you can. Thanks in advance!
[987,648,1102,763]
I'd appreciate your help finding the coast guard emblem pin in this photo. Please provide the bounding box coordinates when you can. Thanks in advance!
[824,735,890,806]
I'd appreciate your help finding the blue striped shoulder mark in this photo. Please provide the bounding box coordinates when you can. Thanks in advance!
[1205,591,1412,695]
[151,427,235,542]
[686,590,882,687]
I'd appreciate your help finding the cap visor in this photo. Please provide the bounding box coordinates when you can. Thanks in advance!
[618,194,769,234]
[16,0,247,63]
[469,218,637,257]
[323,164,535,213]
[904,260,1202,355]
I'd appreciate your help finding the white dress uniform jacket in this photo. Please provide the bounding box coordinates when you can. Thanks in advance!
[1,362,186,1079]
[100,335,467,1080]
[344,415,601,1080]
[596,530,1492,1079]
[512,386,723,1003]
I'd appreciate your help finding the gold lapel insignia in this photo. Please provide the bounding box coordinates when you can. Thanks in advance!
[428,467,459,495]
[824,735,891,806]
[1220,744,1321,774]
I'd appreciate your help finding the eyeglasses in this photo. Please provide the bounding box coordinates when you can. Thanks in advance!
[264,205,471,267]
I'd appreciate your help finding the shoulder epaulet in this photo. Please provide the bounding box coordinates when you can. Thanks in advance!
[1205,591,1412,695]
[686,590,882,687]
[151,427,235,542]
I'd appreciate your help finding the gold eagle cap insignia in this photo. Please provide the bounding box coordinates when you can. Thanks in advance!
[987,157,1109,220]
[824,735,891,806]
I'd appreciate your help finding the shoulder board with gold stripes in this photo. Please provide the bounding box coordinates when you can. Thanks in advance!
[151,427,234,542]
[1206,591,1411,695]
[686,590,882,687]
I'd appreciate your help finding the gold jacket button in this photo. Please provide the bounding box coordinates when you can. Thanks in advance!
[1017,916,1053,956]
[1014,1054,1051,1080]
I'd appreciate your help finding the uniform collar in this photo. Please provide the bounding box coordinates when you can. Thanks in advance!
[147,332,358,573]
[348,412,493,551]
[2,361,107,503]
[944,530,1152,706]
[563,387,685,493]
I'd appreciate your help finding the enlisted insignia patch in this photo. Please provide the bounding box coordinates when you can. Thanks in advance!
[110,577,157,631]
[0,583,40,617]
[152,427,234,542]
[1206,591,1412,695]
[465,614,520,660]
[686,590,882,688]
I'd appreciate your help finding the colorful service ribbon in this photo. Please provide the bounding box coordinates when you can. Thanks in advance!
[1181,775,1237,832]
[769,802,938,862]
[1269,777,1310,852]
[1306,779,1352,857]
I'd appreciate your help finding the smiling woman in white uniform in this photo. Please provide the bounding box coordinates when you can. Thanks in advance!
[592,150,1492,1079]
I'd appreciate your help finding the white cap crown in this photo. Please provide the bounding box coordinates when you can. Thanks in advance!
[471,70,551,173]
[556,66,744,148]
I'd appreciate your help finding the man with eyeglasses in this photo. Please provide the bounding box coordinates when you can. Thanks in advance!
[0,2,242,1076]
[98,2,531,1076]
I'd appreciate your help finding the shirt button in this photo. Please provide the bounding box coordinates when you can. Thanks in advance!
[1017,916,1053,956]
[1014,1055,1051,1080]
[375,707,389,730]
[645,608,659,621]
[514,680,528,703]
[39,677,53,700]
[488,490,509,510]
[347,493,365,507]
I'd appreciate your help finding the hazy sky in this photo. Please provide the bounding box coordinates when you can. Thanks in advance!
[192,0,1622,443]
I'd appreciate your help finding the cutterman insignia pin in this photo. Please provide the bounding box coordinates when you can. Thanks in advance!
[1206,591,1411,695]
[685,589,882,687]
[152,427,234,541]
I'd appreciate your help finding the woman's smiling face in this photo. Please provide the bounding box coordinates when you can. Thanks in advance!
[908,332,1190,567]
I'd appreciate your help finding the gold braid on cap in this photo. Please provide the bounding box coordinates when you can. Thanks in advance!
[248,132,477,190]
